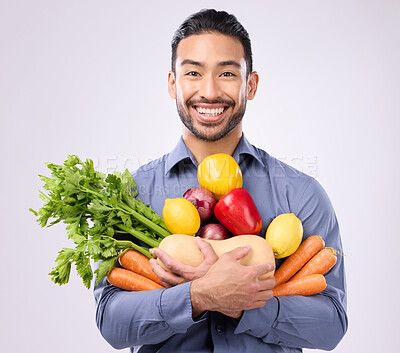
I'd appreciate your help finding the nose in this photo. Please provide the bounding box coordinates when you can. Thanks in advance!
[199,75,222,100]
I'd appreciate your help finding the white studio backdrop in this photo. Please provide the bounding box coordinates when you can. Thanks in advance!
[1,0,399,352]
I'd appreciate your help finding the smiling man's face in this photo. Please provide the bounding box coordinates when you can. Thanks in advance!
[168,32,258,142]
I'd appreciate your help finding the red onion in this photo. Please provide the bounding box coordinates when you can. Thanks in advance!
[197,223,230,240]
[183,187,216,222]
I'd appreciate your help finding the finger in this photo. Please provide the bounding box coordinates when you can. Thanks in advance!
[151,247,168,260]
[257,276,276,291]
[195,237,218,263]
[150,258,185,287]
[149,258,173,288]
[253,262,276,277]
[225,245,251,261]
[160,272,186,287]
[255,289,275,302]
[151,248,190,276]
[149,258,169,282]
[252,299,271,309]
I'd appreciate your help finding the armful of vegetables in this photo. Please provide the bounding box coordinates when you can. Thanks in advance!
[30,155,171,289]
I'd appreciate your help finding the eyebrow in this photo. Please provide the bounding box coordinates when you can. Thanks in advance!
[180,59,242,69]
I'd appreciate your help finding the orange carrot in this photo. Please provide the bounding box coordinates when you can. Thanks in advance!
[274,235,325,286]
[273,274,326,297]
[107,267,165,291]
[289,247,337,282]
[119,249,163,286]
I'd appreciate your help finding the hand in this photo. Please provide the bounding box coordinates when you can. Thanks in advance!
[190,245,275,318]
[150,237,218,288]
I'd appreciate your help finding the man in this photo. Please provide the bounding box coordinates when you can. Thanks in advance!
[94,9,348,352]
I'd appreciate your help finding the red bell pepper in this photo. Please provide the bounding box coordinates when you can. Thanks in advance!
[214,188,262,235]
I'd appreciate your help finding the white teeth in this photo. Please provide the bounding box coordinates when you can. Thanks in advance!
[195,107,225,116]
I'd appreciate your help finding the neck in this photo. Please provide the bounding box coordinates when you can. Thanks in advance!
[182,124,243,164]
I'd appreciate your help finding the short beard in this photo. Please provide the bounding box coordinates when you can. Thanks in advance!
[177,98,247,142]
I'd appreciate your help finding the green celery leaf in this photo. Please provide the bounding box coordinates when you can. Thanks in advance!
[105,174,121,194]
[88,199,112,213]
[49,248,76,285]
[87,238,102,255]
[64,155,82,168]
[94,256,118,285]
[102,246,117,258]
[75,253,93,289]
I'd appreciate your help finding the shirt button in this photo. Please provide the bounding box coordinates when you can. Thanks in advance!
[215,324,224,332]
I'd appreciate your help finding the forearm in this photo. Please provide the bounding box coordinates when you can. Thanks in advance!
[236,285,347,350]
[94,278,197,349]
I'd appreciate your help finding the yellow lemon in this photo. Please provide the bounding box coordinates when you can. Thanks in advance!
[163,198,201,235]
[197,153,243,200]
[265,213,303,258]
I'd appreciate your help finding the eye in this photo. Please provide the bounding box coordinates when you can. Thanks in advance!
[221,72,235,77]
[186,71,200,77]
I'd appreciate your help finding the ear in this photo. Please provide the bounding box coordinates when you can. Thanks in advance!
[168,70,176,99]
[247,71,259,100]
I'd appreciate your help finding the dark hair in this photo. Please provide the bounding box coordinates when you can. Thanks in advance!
[171,9,253,76]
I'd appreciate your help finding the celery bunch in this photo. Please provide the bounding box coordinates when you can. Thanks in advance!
[30,155,170,288]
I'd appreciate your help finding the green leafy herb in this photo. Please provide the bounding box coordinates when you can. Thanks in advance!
[30,155,170,289]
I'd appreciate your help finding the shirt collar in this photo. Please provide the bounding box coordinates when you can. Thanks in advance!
[164,134,265,175]
[164,137,198,175]
[232,134,265,167]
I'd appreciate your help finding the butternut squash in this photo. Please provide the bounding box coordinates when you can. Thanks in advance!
[157,234,275,279]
